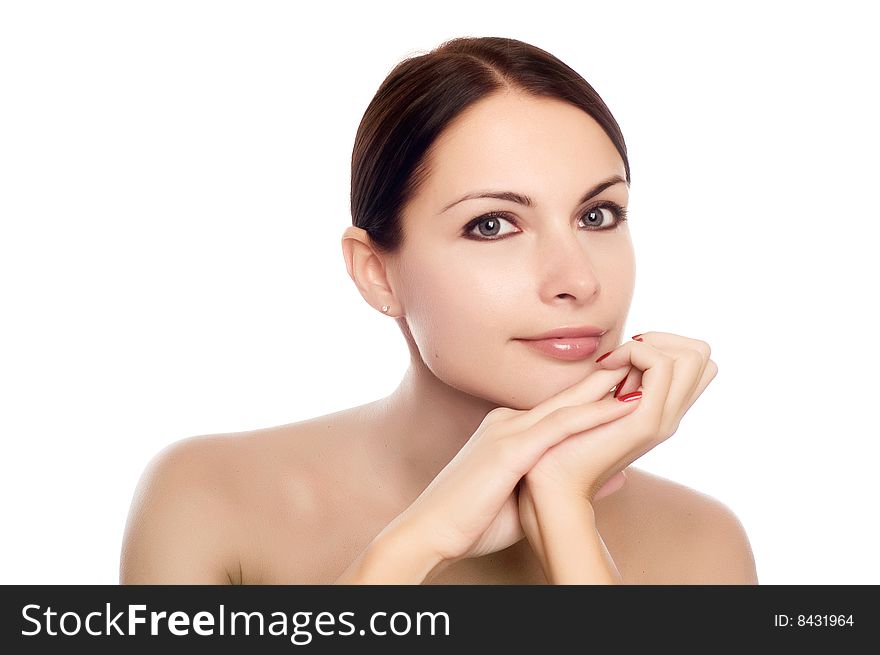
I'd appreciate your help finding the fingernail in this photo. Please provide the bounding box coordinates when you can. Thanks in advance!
[613,374,628,399]
[595,350,613,363]
[617,391,642,403]
[631,334,644,342]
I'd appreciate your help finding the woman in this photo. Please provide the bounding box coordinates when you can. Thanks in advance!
[120,36,758,585]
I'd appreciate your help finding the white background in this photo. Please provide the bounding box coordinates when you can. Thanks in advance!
[1,0,877,585]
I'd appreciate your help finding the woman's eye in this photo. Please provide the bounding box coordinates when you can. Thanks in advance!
[464,214,518,240]
[462,202,627,242]
[580,205,619,229]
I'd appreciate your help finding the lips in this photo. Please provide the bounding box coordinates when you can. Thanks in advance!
[515,335,603,361]
[519,325,607,340]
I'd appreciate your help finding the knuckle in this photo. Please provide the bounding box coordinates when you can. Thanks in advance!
[547,404,575,420]
[707,358,719,378]
[632,417,657,443]
[547,404,587,426]
[479,421,509,444]
[484,406,516,424]
[536,405,567,426]
[682,349,703,368]
[657,353,675,373]
[694,339,712,358]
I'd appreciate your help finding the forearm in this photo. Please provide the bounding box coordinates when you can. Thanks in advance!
[524,482,623,585]
[333,518,451,584]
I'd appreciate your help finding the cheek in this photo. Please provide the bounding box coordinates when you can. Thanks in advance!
[594,239,636,300]
[394,242,635,409]
[398,259,527,397]
[404,260,515,357]
[398,268,594,410]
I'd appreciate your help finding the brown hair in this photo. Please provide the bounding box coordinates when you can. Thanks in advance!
[350,36,630,254]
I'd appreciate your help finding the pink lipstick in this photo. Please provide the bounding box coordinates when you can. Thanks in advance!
[514,325,607,362]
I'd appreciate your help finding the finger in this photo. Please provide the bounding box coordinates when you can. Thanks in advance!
[594,340,674,430]
[611,335,641,398]
[630,331,711,360]
[681,358,719,416]
[613,366,642,399]
[508,365,634,431]
[626,332,713,433]
[506,393,643,474]
[627,332,710,396]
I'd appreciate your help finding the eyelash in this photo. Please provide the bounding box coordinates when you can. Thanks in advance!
[460,201,629,242]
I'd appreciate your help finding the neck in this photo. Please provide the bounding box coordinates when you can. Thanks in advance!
[366,357,503,508]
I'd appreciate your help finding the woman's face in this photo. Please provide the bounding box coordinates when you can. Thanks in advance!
[388,90,635,409]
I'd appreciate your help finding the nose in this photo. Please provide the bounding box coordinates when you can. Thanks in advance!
[534,228,600,304]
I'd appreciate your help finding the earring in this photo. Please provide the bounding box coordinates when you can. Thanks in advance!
[381,305,390,313]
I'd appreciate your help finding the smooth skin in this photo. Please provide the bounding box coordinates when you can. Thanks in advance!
[120,89,758,585]
[335,332,718,584]
[517,332,719,583]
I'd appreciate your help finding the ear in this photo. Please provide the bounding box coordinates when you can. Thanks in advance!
[340,226,398,315]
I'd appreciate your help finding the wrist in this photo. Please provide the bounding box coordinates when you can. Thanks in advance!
[525,486,621,584]
[525,468,629,507]
[527,485,599,532]
[523,473,594,508]
[370,515,451,584]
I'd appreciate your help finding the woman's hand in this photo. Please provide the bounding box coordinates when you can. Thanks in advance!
[523,331,718,502]
[391,365,645,567]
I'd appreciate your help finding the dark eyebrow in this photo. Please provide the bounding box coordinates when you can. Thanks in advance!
[439,174,628,214]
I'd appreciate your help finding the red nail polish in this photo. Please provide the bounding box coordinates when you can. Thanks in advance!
[631,334,644,342]
[617,391,642,403]
[596,350,613,363]
[613,374,628,399]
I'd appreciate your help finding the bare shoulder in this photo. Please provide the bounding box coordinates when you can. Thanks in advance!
[209,408,385,584]
[120,434,244,584]
[599,467,759,584]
